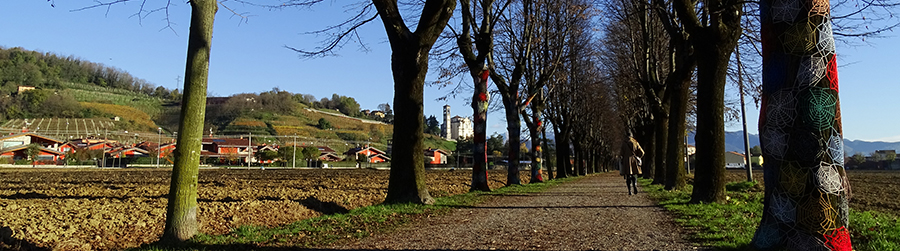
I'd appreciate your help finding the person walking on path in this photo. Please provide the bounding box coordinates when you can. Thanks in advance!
[620,131,645,195]
[329,172,698,250]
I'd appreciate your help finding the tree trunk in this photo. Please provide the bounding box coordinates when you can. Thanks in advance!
[162,0,216,243]
[385,49,434,204]
[376,0,456,205]
[652,115,668,184]
[554,129,569,178]
[500,92,522,185]
[455,0,493,192]
[640,124,655,179]
[471,69,491,191]
[664,60,693,190]
[527,105,544,183]
[752,0,852,248]
[670,0,742,204]
[571,139,581,176]
[689,34,731,203]
[542,123,554,180]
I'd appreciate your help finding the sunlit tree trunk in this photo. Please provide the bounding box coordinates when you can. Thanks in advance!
[524,97,545,183]
[471,69,491,191]
[664,60,693,190]
[377,0,456,205]
[671,0,743,204]
[454,0,494,192]
[752,0,852,248]
[498,90,523,185]
[162,0,216,243]
[689,37,731,203]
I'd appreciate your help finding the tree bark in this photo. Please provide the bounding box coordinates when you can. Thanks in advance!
[554,127,570,178]
[689,36,731,203]
[639,124,655,179]
[664,57,693,190]
[376,0,456,205]
[499,92,522,185]
[471,69,491,191]
[541,122,554,180]
[671,0,743,203]
[525,100,545,183]
[573,139,586,176]
[162,0,216,243]
[752,0,852,248]
[455,0,493,192]
[652,115,668,184]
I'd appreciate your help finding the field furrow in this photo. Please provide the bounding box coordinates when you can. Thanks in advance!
[0,168,526,250]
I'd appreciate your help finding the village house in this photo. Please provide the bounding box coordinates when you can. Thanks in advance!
[255,144,279,164]
[725,151,748,169]
[136,141,177,159]
[0,132,65,162]
[201,138,256,164]
[425,148,451,164]
[345,145,390,163]
[316,146,343,162]
[108,146,150,158]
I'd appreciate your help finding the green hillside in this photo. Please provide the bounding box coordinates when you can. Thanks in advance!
[0,47,457,154]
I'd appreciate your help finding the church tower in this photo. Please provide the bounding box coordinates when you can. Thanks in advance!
[442,105,451,140]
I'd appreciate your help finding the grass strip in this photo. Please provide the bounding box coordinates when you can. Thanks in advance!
[132,175,582,251]
[638,178,900,251]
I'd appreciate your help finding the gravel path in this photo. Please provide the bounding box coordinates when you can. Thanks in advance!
[329,172,702,251]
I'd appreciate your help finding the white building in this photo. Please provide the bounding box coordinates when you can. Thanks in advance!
[450,116,473,140]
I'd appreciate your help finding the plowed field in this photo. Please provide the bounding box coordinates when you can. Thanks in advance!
[0,168,529,251]
[724,169,900,215]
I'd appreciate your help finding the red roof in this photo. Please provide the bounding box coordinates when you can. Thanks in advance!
[202,138,253,147]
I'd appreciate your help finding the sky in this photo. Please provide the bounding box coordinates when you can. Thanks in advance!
[1,1,899,142]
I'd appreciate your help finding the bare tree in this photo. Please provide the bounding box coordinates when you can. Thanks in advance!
[282,0,456,204]
[518,0,574,183]
[69,0,324,243]
[447,0,505,191]
[374,0,456,204]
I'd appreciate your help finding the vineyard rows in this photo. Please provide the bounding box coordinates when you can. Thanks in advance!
[0,118,120,140]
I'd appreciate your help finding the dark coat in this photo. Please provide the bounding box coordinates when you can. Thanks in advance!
[620,137,645,176]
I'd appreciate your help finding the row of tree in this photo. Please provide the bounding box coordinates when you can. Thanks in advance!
[0,89,94,120]
[66,0,895,248]
[0,47,180,99]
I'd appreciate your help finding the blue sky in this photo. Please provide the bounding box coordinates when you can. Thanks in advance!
[1,1,898,142]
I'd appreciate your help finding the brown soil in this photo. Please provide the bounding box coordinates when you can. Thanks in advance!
[0,168,528,251]
[723,169,900,215]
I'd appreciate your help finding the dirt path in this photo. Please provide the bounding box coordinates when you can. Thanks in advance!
[329,172,702,251]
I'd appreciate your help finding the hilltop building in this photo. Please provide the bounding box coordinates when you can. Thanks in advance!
[451,116,473,140]
[439,105,474,141]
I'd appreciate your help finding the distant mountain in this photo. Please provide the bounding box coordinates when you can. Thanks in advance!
[688,131,900,155]
[842,139,900,155]
[687,131,760,153]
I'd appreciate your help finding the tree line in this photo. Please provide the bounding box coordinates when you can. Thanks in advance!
[0,47,180,99]
[60,0,897,248]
